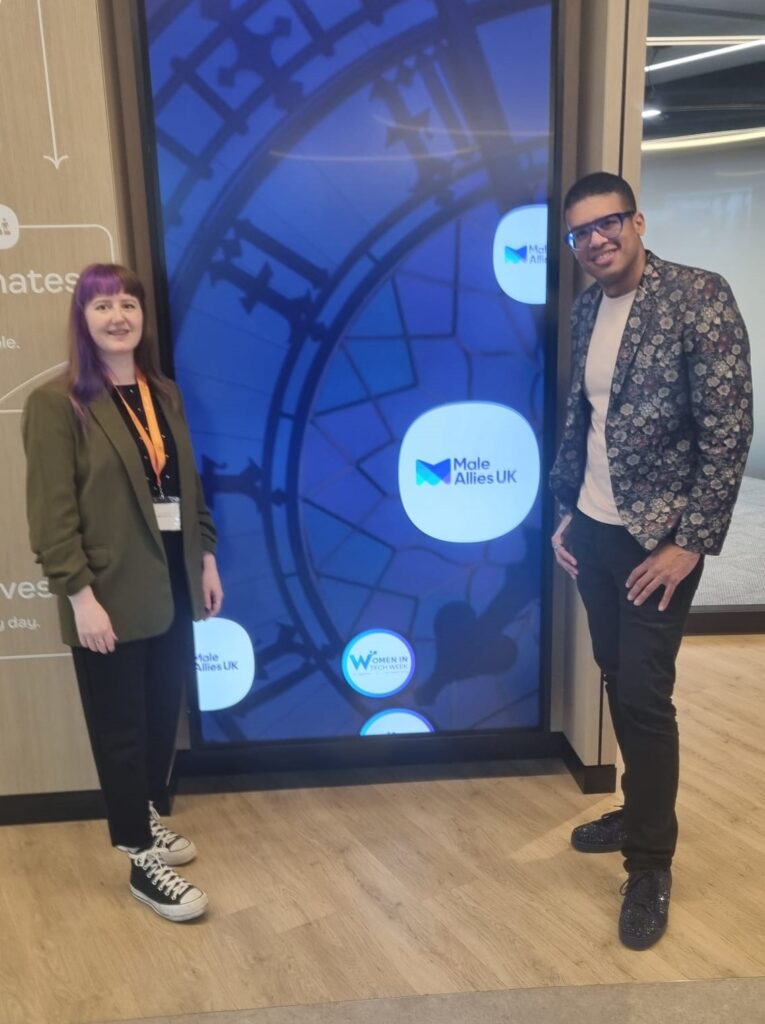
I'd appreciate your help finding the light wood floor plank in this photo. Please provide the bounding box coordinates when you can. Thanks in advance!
[0,634,763,1024]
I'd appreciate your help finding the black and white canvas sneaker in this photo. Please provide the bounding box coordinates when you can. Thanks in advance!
[149,801,197,866]
[129,847,208,921]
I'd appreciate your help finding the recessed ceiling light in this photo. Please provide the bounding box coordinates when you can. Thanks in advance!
[642,127,765,152]
[647,36,764,47]
[645,39,764,73]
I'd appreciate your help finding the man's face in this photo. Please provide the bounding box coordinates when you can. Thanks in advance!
[565,192,646,296]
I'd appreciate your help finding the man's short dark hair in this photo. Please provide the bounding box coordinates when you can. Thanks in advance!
[563,172,637,214]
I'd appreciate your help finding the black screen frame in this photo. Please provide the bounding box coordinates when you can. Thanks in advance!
[129,0,565,774]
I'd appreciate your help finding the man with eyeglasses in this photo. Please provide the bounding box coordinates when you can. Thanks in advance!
[550,171,752,950]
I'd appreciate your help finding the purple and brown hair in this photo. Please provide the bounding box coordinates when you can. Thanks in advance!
[66,263,174,417]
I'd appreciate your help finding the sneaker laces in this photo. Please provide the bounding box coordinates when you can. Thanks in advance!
[619,869,657,908]
[131,848,190,900]
[149,802,182,849]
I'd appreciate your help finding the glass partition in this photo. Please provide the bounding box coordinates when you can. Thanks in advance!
[641,0,765,631]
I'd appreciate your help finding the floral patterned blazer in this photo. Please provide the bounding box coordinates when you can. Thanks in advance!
[550,251,753,554]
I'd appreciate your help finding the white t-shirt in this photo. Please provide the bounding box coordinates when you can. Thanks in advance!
[577,289,636,525]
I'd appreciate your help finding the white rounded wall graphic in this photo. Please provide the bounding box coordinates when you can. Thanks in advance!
[342,629,415,697]
[398,401,540,543]
[0,205,20,250]
[492,203,547,304]
[193,617,255,712]
[360,709,434,735]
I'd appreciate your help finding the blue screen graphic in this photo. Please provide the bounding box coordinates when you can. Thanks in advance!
[142,0,553,744]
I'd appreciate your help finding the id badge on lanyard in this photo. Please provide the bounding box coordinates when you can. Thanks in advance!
[154,497,182,532]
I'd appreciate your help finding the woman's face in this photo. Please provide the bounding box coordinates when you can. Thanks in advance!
[84,291,144,360]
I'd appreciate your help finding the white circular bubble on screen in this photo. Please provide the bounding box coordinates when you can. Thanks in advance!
[360,709,434,736]
[398,401,540,543]
[0,205,20,250]
[492,203,547,304]
[342,629,415,697]
[193,617,255,711]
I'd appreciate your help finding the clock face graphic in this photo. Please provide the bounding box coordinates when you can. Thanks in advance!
[141,0,554,745]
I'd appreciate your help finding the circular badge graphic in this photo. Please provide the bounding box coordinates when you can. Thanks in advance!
[341,629,415,697]
[0,205,20,250]
[360,709,434,735]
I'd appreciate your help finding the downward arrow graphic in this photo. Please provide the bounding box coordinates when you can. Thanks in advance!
[37,0,68,169]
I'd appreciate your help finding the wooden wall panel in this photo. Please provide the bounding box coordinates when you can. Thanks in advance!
[0,0,126,795]
[550,0,648,770]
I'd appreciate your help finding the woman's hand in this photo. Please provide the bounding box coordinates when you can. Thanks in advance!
[551,513,578,579]
[201,552,224,618]
[69,586,118,653]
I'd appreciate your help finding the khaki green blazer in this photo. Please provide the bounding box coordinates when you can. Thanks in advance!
[22,376,217,646]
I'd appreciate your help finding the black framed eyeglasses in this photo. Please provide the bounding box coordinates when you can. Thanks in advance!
[564,210,636,251]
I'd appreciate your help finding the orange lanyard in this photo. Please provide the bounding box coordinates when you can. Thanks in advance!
[113,372,167,496]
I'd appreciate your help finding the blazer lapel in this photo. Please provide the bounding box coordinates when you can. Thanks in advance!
[89,391,163,549]
[609,251,662,401]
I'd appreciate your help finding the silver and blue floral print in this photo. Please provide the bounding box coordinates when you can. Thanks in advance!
[550,251,753,554]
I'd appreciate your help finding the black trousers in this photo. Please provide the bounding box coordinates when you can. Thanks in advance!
[71,533,195,849]
[569,510,703,872]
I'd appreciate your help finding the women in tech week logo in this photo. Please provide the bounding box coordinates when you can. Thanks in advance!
[342,629,415,697]
[342,629,434,735]
[400,402,540,543]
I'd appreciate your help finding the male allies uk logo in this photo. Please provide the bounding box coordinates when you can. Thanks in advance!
[193,617,255,711]
[416,458,451,486]
[493,204,547,304]
[503,244,528,265]
[399,402,540,543]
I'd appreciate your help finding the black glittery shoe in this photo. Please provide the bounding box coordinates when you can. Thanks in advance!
[571,808,626,853]
[618,868,672,950]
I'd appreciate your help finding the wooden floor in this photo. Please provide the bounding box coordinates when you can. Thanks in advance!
[1,634,763,1024]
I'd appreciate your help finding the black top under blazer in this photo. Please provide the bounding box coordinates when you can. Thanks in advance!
[23,376,217,646]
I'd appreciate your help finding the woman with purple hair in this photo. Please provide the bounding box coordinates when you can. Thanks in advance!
[22,263,223,922]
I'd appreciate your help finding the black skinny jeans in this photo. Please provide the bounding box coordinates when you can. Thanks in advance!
[569,510,703,872]
[71,533,195,850]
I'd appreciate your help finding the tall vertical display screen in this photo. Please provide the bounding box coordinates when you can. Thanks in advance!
[140,0,555,748]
